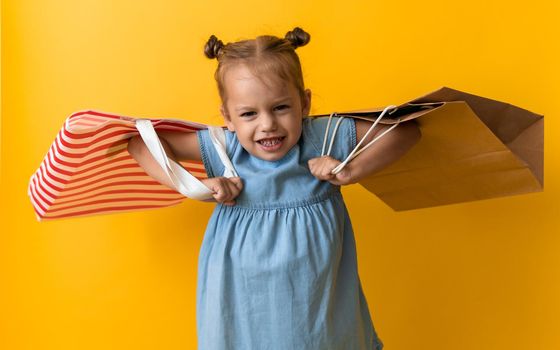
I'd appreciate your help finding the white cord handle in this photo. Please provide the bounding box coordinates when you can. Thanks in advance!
[321,106,402,175]
[135,119,236,200]
[321,113,346,157]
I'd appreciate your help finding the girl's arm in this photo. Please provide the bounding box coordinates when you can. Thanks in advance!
[127,131,243,205]
[308,119,421,186]
[127,131,202,189]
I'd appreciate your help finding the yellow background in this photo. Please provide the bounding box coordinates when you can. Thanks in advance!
[2,0,559,349]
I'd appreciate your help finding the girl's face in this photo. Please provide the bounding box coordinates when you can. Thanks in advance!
[220,64,311,162]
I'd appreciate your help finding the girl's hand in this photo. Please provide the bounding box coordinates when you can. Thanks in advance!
[308,156,354,186]
[201,177,243,206]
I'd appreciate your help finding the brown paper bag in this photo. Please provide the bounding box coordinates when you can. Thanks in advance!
[313,86,544,211]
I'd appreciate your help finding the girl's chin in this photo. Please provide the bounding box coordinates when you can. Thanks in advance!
[252,149,288,162]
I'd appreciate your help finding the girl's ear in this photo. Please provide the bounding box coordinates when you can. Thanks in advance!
[302,89,312,117]
[220,104,235,132]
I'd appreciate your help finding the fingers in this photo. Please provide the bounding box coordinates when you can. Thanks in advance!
[308,156,340,181]
[228,176,244,191]
[308,156,353,186]
[203,177,243,206]
[329,166,352,186]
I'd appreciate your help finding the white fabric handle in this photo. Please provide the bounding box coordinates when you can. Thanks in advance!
[208,126,238,178]
[322,106,402,175]
[135,119,236,200]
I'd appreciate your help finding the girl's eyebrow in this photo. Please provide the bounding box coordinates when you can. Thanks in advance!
[235,97,291,111]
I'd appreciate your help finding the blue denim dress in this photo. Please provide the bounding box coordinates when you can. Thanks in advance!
[195,116,383,350]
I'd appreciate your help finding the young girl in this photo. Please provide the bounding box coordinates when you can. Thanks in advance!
[128,27,420,350]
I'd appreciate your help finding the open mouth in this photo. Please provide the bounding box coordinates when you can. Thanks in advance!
[258,137,284,146]
[257,136,285,151]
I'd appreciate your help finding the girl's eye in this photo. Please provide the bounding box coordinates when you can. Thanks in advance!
[240,105,289,117]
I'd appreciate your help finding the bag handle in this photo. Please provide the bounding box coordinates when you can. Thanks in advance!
[321,105,402,175]
[207,126,238,178]
[135,119,236,201]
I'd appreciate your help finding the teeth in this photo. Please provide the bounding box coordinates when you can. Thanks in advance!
[260,138,282,147]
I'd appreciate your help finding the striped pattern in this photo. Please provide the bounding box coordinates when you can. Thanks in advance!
[28,110,211,221]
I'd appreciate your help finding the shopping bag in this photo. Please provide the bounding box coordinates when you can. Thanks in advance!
[28,86,544,220]
[313,86,544,211]
[27,111,210,221]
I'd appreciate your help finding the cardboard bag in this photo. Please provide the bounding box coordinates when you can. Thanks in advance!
[314,86,544,211]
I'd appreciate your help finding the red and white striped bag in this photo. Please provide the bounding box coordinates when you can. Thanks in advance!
[27,110,212,221]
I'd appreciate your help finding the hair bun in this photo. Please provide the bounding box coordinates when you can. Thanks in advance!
[285,27,310,49]
[204,35,224,59]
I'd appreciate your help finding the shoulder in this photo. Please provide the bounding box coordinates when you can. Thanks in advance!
[196,127,239,178]
[196,127,238,152]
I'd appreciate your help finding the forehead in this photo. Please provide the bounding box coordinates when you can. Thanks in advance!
[224,64,296,102]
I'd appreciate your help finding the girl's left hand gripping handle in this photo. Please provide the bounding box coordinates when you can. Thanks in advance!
[135,119,215,200]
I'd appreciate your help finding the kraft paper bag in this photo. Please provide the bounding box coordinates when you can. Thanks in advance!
[314,86,544,211]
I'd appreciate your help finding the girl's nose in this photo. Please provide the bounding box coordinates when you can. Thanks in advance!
[260,113,277,131]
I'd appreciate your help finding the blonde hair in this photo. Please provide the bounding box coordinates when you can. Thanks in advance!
[204,27,311,110]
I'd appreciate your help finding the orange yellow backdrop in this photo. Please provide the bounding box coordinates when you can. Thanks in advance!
[1,1,559,349]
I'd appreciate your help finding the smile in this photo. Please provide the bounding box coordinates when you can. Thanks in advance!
[257,136,285,151]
